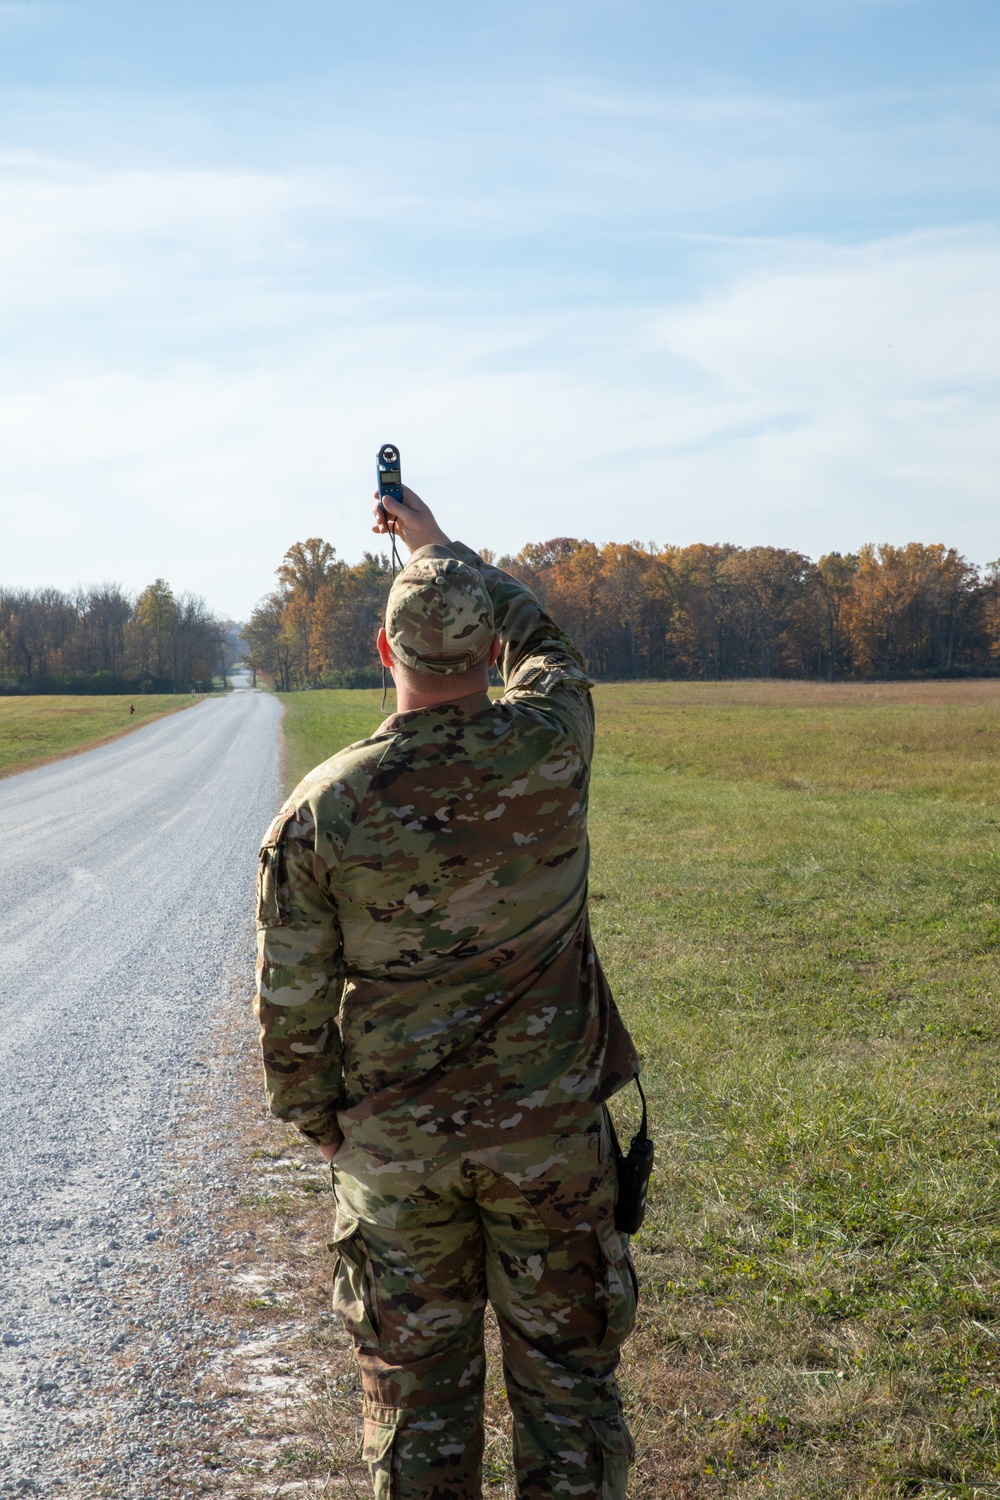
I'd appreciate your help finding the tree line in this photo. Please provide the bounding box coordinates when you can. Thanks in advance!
[245,535,1000,688]
[0,580,234,693]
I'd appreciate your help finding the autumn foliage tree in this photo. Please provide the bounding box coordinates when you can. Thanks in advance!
[839,544,980,678]
[983,561,1000,666]
[244,532,999,691]
[245,541,393,690]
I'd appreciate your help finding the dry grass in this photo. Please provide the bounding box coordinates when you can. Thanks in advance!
[149,1011,372,1500]
[0,693,197,778]
[593,679,1000,798]
[596,680,1000,709]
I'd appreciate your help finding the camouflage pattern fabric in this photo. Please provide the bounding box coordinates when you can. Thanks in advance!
[255,541,638,1157]
[330,1111,636,1500]
[385,553,496,673]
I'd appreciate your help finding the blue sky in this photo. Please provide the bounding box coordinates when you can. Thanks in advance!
[0,0,998,617]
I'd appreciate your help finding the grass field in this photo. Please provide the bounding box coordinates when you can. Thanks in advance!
[0,694,197,778]
[278,681,1000,1499]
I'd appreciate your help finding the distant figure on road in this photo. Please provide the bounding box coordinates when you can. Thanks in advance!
[254,486,639,1500]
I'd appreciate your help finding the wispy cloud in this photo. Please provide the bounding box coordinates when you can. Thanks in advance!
[0,153,335,326]
[657,229,1000,397]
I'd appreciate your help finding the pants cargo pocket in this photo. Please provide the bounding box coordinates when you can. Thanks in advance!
[596,1220,638,1350]
[589,1416,635,1500]
[363,1414,401,1500]
[329,1215,380,1347]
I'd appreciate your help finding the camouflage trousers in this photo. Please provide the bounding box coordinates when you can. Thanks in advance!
[330,1111,637,1500]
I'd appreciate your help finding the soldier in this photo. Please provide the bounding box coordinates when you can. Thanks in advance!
[255,486,640,1500]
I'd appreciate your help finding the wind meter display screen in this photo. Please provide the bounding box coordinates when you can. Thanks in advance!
[377,443,403,506]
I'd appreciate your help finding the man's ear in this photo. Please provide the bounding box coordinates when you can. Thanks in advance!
[376,627,394,669]
[488,632,502,669]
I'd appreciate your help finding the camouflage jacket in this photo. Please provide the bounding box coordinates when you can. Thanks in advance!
[255,542,638,1157]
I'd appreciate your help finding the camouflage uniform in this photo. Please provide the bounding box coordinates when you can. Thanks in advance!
[255,543,639,1499]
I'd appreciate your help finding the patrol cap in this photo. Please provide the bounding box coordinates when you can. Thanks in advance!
[385,554,495,674]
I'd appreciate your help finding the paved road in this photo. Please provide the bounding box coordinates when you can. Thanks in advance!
[0,687,282,1487]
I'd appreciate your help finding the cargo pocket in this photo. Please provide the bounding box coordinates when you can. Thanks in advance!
[595,1219,638,1350]
[589,1416,635,1500]
[362,1413,402,1500]
[329,1215,379,1347]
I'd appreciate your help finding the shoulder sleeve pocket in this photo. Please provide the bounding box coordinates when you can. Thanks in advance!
[256,828,291,929]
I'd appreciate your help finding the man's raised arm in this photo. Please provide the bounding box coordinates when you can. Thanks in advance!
[375,487,594,749]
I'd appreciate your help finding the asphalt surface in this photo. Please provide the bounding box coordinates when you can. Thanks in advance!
[0,685,282,1492]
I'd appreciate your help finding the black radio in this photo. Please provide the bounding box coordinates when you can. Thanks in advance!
[606,1079,654,1235]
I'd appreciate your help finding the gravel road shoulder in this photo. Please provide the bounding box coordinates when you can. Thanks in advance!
[60,972,371,1500]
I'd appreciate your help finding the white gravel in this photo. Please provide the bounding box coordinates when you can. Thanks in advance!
[0,686,282,1495]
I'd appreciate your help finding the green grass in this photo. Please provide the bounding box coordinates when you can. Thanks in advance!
[278,687,389,791]
[0,694,198,778]
[279,681,1000,1499]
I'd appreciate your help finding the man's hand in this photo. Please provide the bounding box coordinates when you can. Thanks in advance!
[318,1141,339,1163]
[372,485,451,555]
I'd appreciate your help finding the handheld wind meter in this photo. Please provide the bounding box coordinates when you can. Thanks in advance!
[376,444,403,517]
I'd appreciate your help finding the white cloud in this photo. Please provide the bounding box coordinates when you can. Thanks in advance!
[0,93,997,617]
[4,225,999,618]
